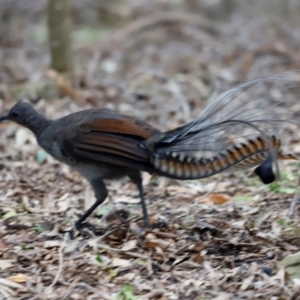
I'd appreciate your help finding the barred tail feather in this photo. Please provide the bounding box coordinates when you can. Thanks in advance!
[153,135,299,180]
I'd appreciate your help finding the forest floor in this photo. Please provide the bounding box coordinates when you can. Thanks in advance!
[1,4,300,300]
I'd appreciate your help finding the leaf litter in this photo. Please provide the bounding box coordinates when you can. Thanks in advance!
[1,2,300,299]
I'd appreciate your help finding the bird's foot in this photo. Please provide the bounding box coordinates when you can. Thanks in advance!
[142,217,168,229]
[149,220,168,229]
[69,221,97,239]
[75,221,96,231]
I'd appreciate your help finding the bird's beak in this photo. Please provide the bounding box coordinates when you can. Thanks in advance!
[0,113,8,122]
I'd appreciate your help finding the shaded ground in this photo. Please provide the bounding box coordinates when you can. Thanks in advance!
[1,2,300,299]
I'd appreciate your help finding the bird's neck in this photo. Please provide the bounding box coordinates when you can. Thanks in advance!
[25,113,52,138]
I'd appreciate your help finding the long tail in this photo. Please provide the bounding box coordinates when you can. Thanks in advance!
[151,135,299,180]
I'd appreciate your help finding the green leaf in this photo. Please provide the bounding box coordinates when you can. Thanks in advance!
[135,259,147,265]
[268,169,299,194]
[96,256,103,263]
[31,226,43,233]
[280,169,296,181]
[269,183,280,192]
[114,285,137,300]
[278,187,298,194]
[36,149,47,165]
[150,176,161,186]
[123,285,137,300]
[278,251,300,280]
[269,184,297,194]
[233,195,253,202]
[277,219,293,226]
[96,205,112,217]
[63,218,72,225]
[110,268,118,278]
[114,294,121,300]
[2,209,17,219]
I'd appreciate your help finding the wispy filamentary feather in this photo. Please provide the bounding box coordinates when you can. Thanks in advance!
[154,71,300,158]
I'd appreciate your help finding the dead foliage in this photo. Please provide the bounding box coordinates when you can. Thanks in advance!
[1,1,300,299]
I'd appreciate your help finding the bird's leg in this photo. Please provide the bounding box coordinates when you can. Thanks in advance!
[75,179,108,231]
[129,174,150,227]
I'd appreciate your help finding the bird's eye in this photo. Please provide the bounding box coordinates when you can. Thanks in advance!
[11,112,19,118]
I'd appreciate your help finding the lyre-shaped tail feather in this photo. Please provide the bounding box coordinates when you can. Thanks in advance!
[147,72,300,160]
[277,153,299,160]
[152,135,299,180]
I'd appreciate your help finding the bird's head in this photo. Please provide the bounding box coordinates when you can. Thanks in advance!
[0,102,39,126]
[0,102,50,136]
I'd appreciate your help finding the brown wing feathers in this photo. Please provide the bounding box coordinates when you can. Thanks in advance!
[67,111,160,169]
[79,133,149,162]
[88,117,160,139]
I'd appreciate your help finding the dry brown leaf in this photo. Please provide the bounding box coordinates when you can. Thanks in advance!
[272,220,282,237]
[176,261,202,269]
[144,239,172,250]
[191,253,204,264]
[46,69,89,102]
[0,260,14,270]
[0,278,25,289]
[44,240,61,248]
[112,257,131,268]
[146,258,153,276]
[64,239,79,253]
[240,275,254,291]
[199,193,231,204]
[121,239,137,252]
[7,274,32,283]
[115,196,140,204]
[144,234,173,250]
[212,293,232,300]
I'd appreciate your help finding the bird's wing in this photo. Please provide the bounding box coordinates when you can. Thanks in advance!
[61,109,160,170]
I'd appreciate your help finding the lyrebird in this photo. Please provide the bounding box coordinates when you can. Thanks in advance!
[1,72,299,230]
